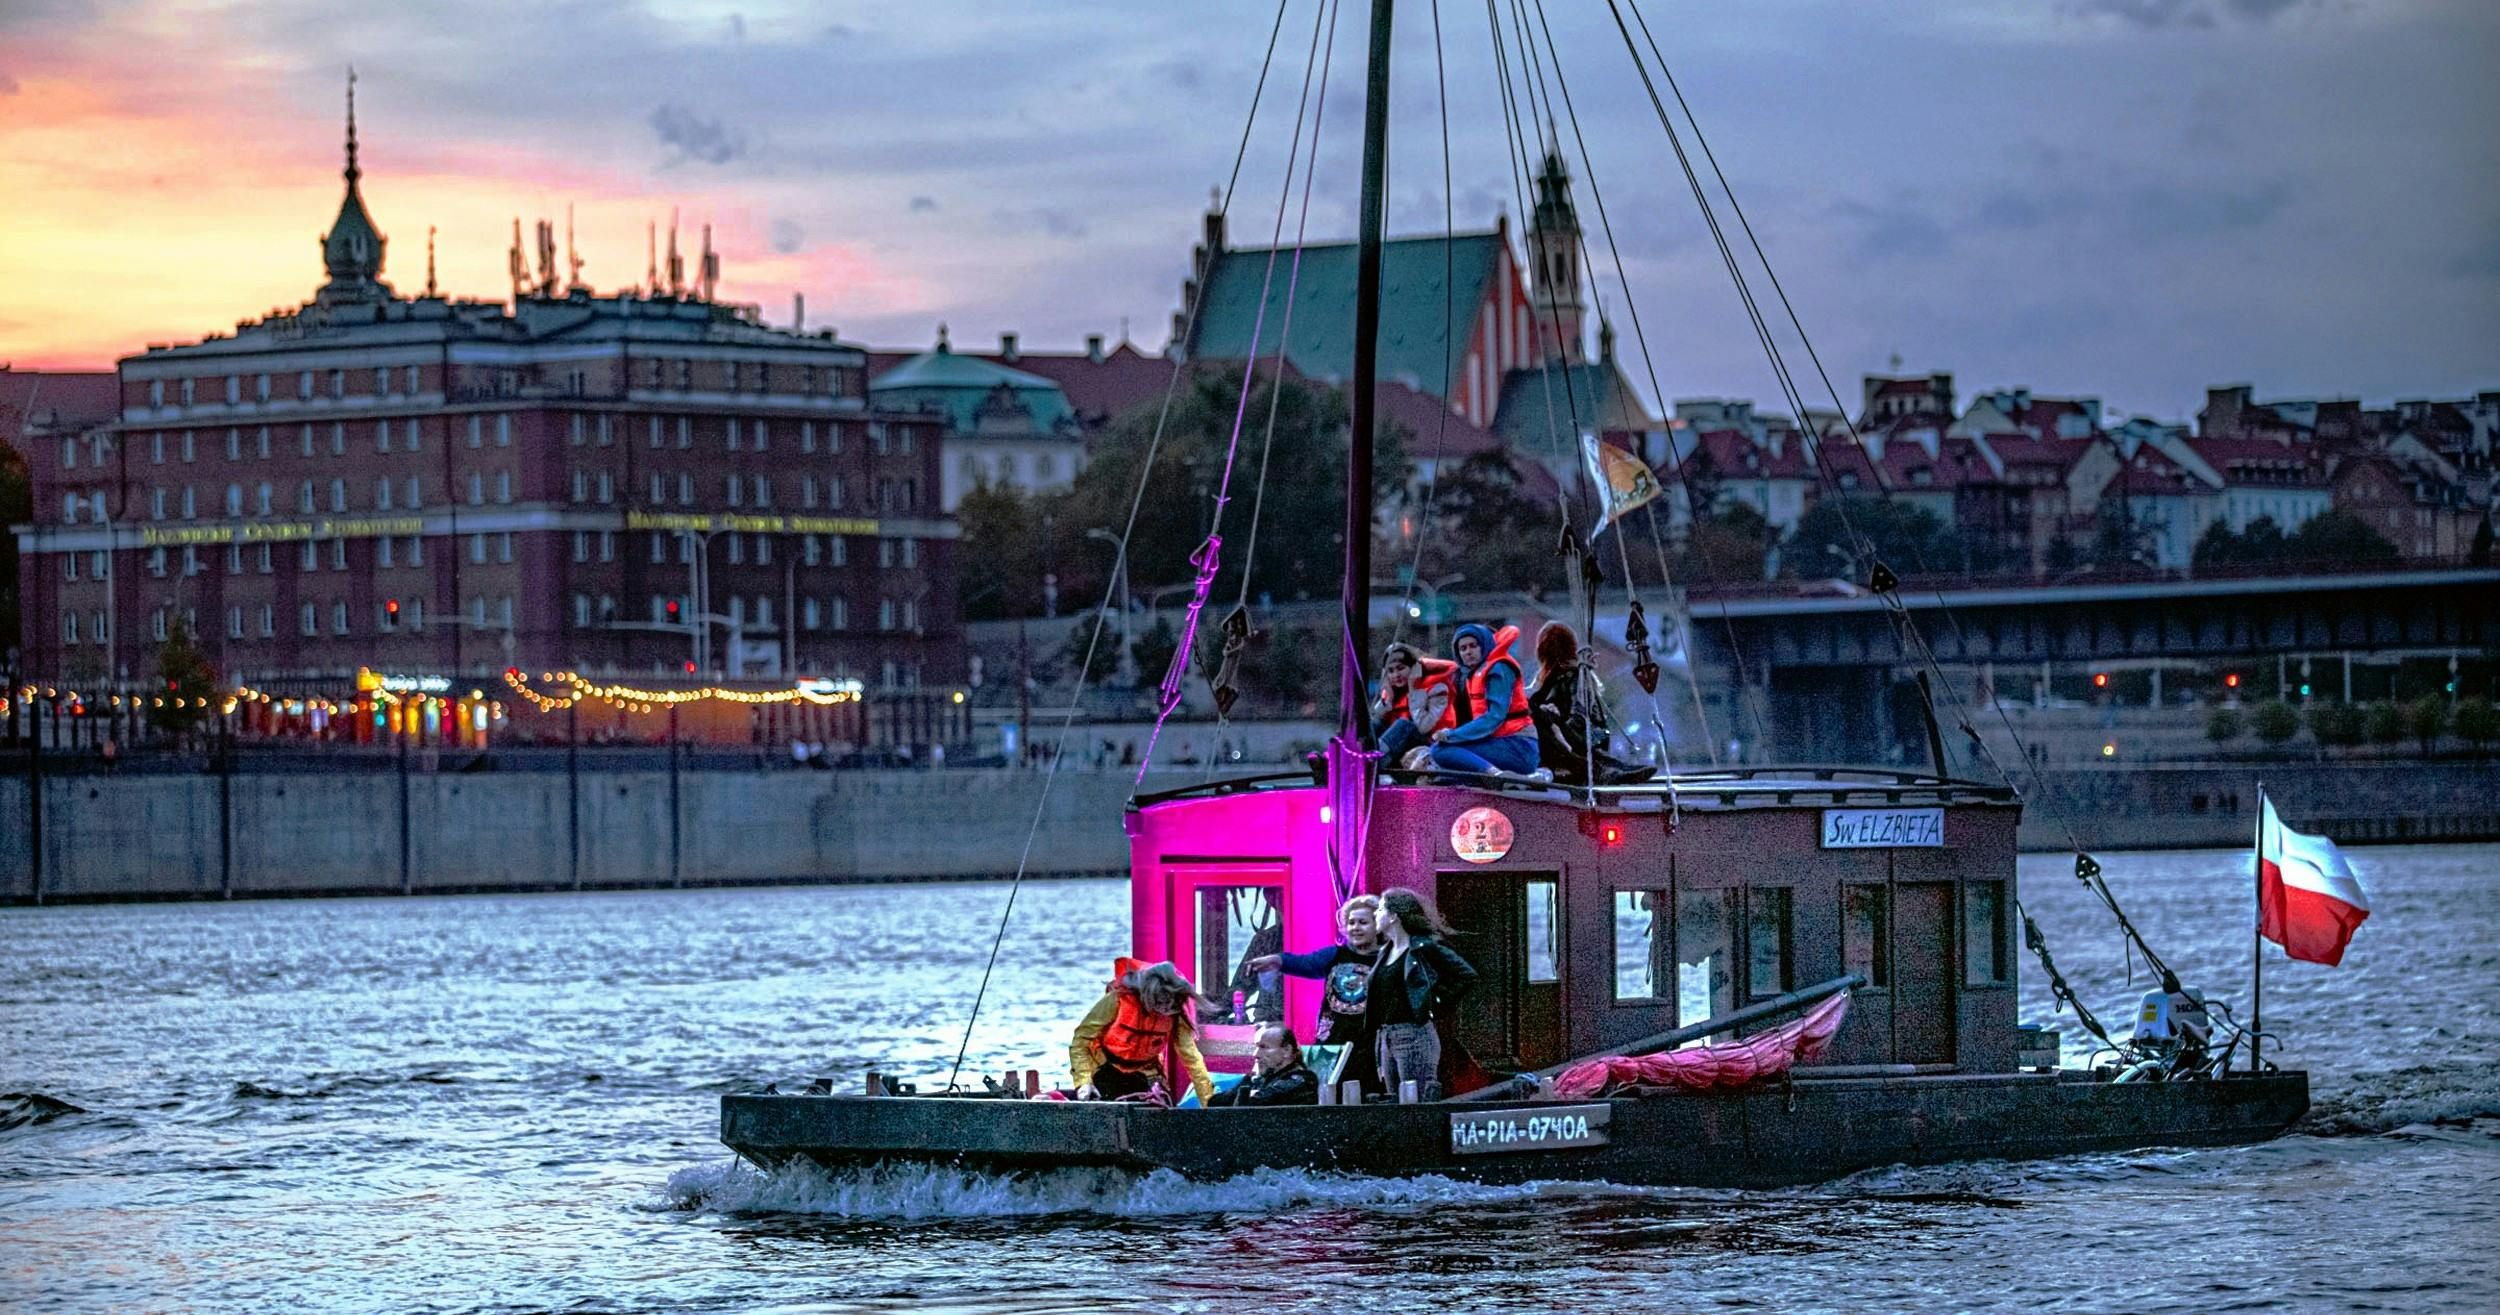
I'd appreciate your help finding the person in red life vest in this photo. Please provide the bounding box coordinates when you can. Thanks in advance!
[1427,623,1542,777]
[1375,642,1457,769]
[1067,958,1217,1105]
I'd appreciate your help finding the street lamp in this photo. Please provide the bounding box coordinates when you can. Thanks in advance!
[1084,527,1133,683]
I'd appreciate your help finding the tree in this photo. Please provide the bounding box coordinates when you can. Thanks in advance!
[1130,617,1180,689]
[2191,518,2242,570]
[1681,502,1774,587]
[2471,516,2494,567]
[2453,696,2499,751]
[1432,450,1561,594]
[2205,706,2244,745]
[2365,702,2408,748]
[2408,694,2453,753]
[1059,610,1123,685]
[952,480,1048,621]
[2285,510,2400,567]
[2249,699,2302,747]
[1783,496,1954,583]
[150,616,218,738]
[2307,700,2365,750]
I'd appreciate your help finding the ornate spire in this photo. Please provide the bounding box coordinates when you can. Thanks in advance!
[344,66,361,187]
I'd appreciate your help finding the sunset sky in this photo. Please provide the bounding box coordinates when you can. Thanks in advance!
[2,0,2493,417]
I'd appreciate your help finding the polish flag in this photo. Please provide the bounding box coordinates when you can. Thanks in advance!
[2258,796,2371,966]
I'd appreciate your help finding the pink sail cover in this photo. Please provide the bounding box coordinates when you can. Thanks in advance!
[1551,992,1853,1099]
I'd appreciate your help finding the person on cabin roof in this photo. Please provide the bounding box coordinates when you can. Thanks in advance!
[1366,886,1476,1101]
[1206,1024,1321,1107]
[1528,621,1658,787]
[1068,958,1218,1105]
[1426,624,1542,778]
[1247,894,1386,1091]
[1375,643,1457,768]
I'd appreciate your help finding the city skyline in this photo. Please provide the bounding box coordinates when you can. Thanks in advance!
[1,0,2494,416]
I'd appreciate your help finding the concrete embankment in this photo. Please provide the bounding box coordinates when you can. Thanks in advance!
[2,761,2492,903]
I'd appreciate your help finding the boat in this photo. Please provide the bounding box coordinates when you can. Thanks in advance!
[721,1,2307,1187]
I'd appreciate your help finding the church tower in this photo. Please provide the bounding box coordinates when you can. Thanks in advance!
[316,69,393,308]
[1526,141,1586,366]
[1520,141,1580,365]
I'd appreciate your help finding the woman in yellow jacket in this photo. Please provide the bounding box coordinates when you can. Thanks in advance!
[1068,958,1218,1105]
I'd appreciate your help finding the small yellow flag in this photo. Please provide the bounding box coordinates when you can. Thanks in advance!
[1580,431,1662,528]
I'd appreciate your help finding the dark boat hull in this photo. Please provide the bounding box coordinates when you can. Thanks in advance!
[721,1070,2309,1188]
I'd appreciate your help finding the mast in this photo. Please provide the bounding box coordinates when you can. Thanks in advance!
[1342,0,1394,746]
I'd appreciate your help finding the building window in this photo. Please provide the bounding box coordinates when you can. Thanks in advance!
[574,594,592,627]
[1677,887,1738,1030]
[803,597,821,629]
[801,476,818,509]
[64,553,80,581]
[330,539,346,570]
[677,472,693,504]
[871,422,888,456]
[803,535,821,566]
[62,437,78,469]
[727,417,742,451]
[572,469,588,503]
[569,413,587,446]
[380,537,396,568]
[1965,881,2008,985]
[330,423,345,455]
[298,371,313,400]
[651,532,667,564]
[405,476,421,509]
[1747,888,1792,998]
[62,492,81,525]
[301,540,319,572]
[901,538,918,568]
[228,607,244,639]
[471,534,487,564]
[597,471,613,504]
[495,471,511,504]
[407,536,423,567]
[226,543,242,575]
[898,427,915,455]
[467,415,483,448]
[499,533,513,563]
[573,532,590,563]
[598,530,615,562]
[378,418,392,453]
[596,415,612,447]
[333,601,350,635]
[377,478,395,511]
[901,597,917,630]
[831,596,849,630]
[878,598,895,631]
[756,597,773,628]
[181,486,196,519]
[301,602,318,636]
[648,416,663,449]
[256,482,272,516]
[256,426,271,459]
[752,474,769,507]
[753,419,769,452]
[64,611,81,644]
[300,480,316,514]
[150,380,165,408]
[258,543,273,573]
[468,472,484,506]
[224,375,240,404]
[727,536,744,565]
[152,432,165,463]
[182,432,196,462]
[801,422,816,454]
[755,535,771,565]
[726,474,742,507]
[650,472,666,503]
[878,539,895,568]
[181,545,200,576]
[496,414,511,447]
[405,418,421,452]
[829,536,847,567]
[675,416,691,449]
[330,479,347,512]
[826,423,843,454]
[1842,885,1889,988]
[300,425,314,457]
[258,604,274,637]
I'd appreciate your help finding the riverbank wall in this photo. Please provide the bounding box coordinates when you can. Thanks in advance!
[4,761,2493,903]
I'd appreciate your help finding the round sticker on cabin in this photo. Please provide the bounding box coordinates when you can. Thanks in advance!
[1451,806,1515,864]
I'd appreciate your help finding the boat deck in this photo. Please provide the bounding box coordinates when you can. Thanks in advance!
[721,1069,2309,1188]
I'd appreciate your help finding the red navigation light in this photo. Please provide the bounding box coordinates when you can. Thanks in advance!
[683,660,697,674]
[505,667,520,680]
[665,598,681,618]
[2092,672,2110,689]
[1601,822,1624,847]
[385,598,400,616]
[2224,673,2241,689]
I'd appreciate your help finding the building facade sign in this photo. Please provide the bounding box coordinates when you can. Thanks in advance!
[138,516,425,547]
[624,511,881,537]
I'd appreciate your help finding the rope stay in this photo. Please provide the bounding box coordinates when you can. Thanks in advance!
[946,0,1299,1093]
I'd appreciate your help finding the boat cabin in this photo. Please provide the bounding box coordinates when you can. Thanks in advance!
[1125,769,2024,1085]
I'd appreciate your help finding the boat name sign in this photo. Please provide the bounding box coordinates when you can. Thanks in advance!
[1449,1104,1611,1154]
[1821,807,1946,848]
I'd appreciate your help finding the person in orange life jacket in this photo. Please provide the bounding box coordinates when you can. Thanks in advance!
[1426,623,1541,777]
[1374,643,1456,768]
[1206,1023,1321,1107]
[1366,886,1475,1101]
[1068,958,1217,1105]
[1246,894,1386,1090]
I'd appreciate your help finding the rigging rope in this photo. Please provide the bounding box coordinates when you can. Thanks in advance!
[1135,0,1341,786]
[1389,0,1461,652]
[946,0,1297,1093]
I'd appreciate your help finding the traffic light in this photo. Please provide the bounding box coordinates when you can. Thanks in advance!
[666,598,681,620]
[385,598,400,623]
[2224,673,2241,689]
[683,659,697,674]
[2092,672,2110,689]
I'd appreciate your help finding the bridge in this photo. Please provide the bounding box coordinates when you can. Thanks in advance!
[1679,566,2500,763]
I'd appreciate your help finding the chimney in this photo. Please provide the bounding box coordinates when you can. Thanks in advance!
[793,292,805,331]
[1203,203,1226,254]
[999,331,1019,362]
[1086,334,1105,363]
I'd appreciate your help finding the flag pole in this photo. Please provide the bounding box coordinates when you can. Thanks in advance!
[2251,780,2265,1074]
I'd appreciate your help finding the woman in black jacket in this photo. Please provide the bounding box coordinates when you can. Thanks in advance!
[1364,886,1476,1101]
[1527,621,1657,787]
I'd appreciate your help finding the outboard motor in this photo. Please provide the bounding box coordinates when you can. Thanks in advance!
[2129,981,2212,1075]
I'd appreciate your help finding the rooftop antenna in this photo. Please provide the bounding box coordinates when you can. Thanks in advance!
[647,220,659,294]
[425,225,438,297]
[1119,314,1131,344]
[534,219,557,297]
[793,292,805,331]
[666,209,683,297]
[508,218,528,302]
[565,203,583,292]
[698,223,718,301]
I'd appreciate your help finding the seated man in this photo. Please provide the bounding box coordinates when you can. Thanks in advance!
[1427,623,1542,778]
[1207,1023,1321,1107]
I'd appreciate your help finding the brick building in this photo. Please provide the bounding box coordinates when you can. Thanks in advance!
[10,96,959,695]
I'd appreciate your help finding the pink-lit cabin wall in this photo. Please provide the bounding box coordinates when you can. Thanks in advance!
[1125,785,1351,1074]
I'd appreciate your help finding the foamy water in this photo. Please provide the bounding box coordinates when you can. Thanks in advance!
[4,846,2496,1313]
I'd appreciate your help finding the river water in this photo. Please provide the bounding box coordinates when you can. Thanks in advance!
[4,845,2495,1314]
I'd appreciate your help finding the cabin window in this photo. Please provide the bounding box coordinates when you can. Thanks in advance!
[1747,887,1793,997]
[1611,891,1662,1000]
[1844,885,1889,988]
[1964,881,2008,984]
[1525,879,1559,983]
[1676,888,1738,1034]
[1193,885,1285,1023]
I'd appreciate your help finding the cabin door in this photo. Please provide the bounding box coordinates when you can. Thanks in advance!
[1892,880,1957,1065]
[1437,872,1563,1071]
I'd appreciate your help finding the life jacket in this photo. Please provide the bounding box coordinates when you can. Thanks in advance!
[1379,657,1459,730]
[1456,627,1534,739]
[1096,956,1185,1069]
